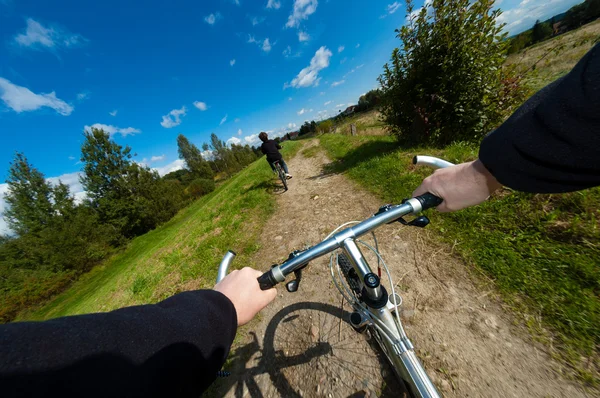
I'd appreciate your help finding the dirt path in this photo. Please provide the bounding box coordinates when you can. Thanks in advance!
[212,140,591,398]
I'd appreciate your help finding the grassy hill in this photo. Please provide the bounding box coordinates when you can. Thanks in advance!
[17,142,301,321]
[505,18,600,91]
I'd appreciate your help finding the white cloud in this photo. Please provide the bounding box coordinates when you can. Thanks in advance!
[319,92,325,95]
[262,38,272,52]
[497,0,580,35]
[230,58,236,66]
[266,0,281,9]
[283,45,292,56]
[225,137,242,146]
[251,16,265,26]
[13,18,87,52]
[234,118,241,122]
[298,31,310,42]
[238,129,243,136]
[285,46,332,89]
[84,123,141,137]
[286,0,318,28]
[340,57,347,64]
[233,0,240,5]
[68,156,76,160]
[220,114,228,125]
[324,100,333,105]
[248,35,272,53]
[288,122,297,129]
[204,12,222,25]
[331,80,345,87]
[150,154,165,162]
[193,101,208,111]
[335,103,345,108]
[76,91,90,101]
[154,159,185,177]
[0,77,73,115]
[201,150,215,161]
[387,2,401,14]
[297,108,313,115]
[338,45,344,53]
[109,109,118,116]
[244,133,261,147]
[356,43,360,48]
[288,97,293,101]
[227,137,242,146]
[160,106,187,128]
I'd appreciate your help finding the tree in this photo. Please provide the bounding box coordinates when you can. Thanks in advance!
[80,128,167,238]
[379,0,526,146]
[357,89,382,112]
[299,121,312,136]
[177,134,214,180]
[80,128,134,204]
[3,153,55,236]
[532,20,552,43]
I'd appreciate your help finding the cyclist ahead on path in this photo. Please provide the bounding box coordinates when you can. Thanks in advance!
[259,132,292,179]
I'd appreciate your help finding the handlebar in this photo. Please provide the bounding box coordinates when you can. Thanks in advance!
[216,156,455,288]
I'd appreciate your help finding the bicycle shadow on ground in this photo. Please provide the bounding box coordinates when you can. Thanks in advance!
[207,302,407,398]
[243,179,287,195]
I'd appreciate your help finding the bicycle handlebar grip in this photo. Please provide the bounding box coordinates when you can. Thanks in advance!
[257,270,277,290]
[416,192,443,210]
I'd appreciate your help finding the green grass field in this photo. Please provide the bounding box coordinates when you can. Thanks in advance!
[506,18,600,92]
[18,142,301,321]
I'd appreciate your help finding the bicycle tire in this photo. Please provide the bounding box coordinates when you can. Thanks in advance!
[277,163,288,191]
[262,302,406,397]
[338,254,413,395]
[337,253,362,296]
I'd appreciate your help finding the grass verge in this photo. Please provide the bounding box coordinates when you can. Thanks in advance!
[319,133,599,383]
[17,142,302,321]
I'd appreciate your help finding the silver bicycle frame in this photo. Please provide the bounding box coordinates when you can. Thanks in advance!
[217,156,454,398]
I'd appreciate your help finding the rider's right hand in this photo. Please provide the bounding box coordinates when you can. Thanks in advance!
[214,267,277,326]
[412,159,502,212]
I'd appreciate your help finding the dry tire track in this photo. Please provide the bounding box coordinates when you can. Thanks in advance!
[213,139,591,398]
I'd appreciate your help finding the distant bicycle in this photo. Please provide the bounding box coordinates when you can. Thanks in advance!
[273,160,288,191]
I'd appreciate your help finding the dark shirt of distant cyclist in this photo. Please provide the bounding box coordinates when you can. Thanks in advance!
[259,132,283,163]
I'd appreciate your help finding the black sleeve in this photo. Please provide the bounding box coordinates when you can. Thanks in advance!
[0,290,237,398]
[479,43,600,193]
[276,143,282,150]
[260,143,266,154]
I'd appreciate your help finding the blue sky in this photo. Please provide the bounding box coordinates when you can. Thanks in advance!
[0,0,584,234]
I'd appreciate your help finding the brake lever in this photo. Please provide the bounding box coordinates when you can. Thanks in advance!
[284,250,308,293]
[286,268,302,293]
[398,215,430,228]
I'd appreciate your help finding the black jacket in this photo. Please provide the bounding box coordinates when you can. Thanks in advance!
[0,290,237,398]
[480,43,600,193]
[260,140,283,162]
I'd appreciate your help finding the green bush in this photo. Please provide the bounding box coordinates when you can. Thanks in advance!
[187,178,216,198]
[379,0,527,146]
[356,89,382,112]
